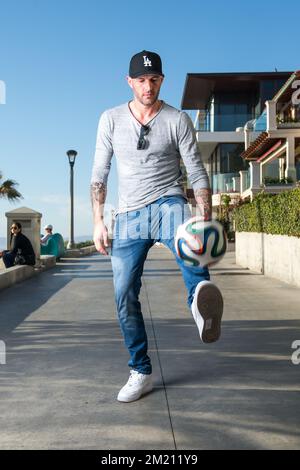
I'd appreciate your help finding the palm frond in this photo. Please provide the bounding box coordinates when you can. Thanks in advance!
[0,178,23,201]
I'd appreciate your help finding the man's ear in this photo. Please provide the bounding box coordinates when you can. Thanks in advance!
[126,76,133,89]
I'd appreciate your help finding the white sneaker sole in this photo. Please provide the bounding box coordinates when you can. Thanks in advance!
[192,281,223,343]
[117,382,153,403]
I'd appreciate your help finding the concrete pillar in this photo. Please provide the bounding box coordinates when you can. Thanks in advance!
[260,163,264,186]
[5,207,42,262]
[250,161,261,189]
[244,129,251,150]
[279,157,285,180]
[285,136,296,181]
[239,170,249,193]
[266,100,277,131]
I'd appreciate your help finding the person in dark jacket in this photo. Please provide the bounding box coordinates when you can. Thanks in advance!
[0,222,36,268]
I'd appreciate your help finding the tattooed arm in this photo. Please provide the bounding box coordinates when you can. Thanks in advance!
[91,110,114,255]
[177,112,212,220]
[91,181,109,255]
[194,188,212,221]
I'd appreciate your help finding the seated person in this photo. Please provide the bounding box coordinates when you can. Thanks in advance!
[0,222,36,268]
[41,224,53,245]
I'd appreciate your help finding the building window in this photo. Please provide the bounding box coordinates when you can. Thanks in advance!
[219,143,247,173]
[209,143,249,194]
[212,92,256,131]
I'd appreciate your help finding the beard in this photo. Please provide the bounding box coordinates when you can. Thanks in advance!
[135,89,160,107]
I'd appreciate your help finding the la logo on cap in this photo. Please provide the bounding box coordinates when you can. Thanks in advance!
[143,56,152,67]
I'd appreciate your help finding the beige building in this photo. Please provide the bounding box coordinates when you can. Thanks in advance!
[180,71,292,208]
[239,70,300,201]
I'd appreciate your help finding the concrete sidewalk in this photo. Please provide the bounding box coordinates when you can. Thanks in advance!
[0,246,299,449]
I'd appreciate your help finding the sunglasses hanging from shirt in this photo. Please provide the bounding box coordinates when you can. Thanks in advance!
[137,125,150,150]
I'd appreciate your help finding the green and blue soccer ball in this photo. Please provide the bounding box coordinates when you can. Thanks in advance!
[175,217,227,267]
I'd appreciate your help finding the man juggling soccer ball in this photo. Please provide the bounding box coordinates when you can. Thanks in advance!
[91,50,226,403]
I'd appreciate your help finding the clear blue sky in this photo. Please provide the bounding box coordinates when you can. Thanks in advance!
[1,0,299,240]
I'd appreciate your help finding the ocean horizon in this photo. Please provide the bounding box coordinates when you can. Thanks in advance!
[0,235,93,251]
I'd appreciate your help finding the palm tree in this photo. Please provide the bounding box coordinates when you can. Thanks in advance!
[0,171,22,201]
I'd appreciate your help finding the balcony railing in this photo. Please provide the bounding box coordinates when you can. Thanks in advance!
[245,169,250,191]
[195,111,257,132]
[277,118,300,128]
[212,172,239,194]
[276,103,300,128]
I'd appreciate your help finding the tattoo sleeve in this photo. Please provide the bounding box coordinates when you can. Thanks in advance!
[90,181,107,223]
[194,188,212,221]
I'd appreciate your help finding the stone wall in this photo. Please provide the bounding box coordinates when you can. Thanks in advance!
[236,232,300,287]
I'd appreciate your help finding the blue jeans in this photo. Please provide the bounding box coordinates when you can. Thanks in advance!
[2,251,16,268]
[111,195,210,375]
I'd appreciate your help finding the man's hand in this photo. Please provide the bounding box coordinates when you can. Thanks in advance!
[194,188,212,221]
[93,221,110,255]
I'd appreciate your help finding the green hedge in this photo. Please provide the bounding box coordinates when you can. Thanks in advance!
[233,188,300,237]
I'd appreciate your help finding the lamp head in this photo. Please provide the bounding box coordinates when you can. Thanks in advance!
[66,149,78,166]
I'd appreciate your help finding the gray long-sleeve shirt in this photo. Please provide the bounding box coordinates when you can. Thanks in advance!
[91,101,209,214]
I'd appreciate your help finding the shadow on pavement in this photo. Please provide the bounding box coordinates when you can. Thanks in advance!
[151,318,300,449]
[0,317,299,449]
[0,262,91,336]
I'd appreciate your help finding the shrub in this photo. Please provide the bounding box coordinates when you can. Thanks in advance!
[216,194,240,242]
[233,188,300,237]
[263,176,294,185]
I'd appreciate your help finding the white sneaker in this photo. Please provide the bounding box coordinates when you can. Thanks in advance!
[117,370,153,403]
[191,280,223,343]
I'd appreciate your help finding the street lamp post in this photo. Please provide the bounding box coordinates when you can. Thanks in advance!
[66,149,78,249]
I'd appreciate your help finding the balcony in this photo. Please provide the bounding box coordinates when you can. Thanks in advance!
[239,163,297,202]
[277,117,300,129]
[194,111,256,163]
[212,172,238,193]
[276,99,300,129]
[211,172,241,207]
[194,110,255,132]
[266,100,300,131]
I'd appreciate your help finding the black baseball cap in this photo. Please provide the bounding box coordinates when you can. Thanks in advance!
[129,50,164,78]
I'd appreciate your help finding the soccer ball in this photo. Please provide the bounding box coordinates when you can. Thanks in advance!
[175,217,227,267]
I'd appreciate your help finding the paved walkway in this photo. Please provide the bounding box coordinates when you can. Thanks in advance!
[0,246,300,450]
